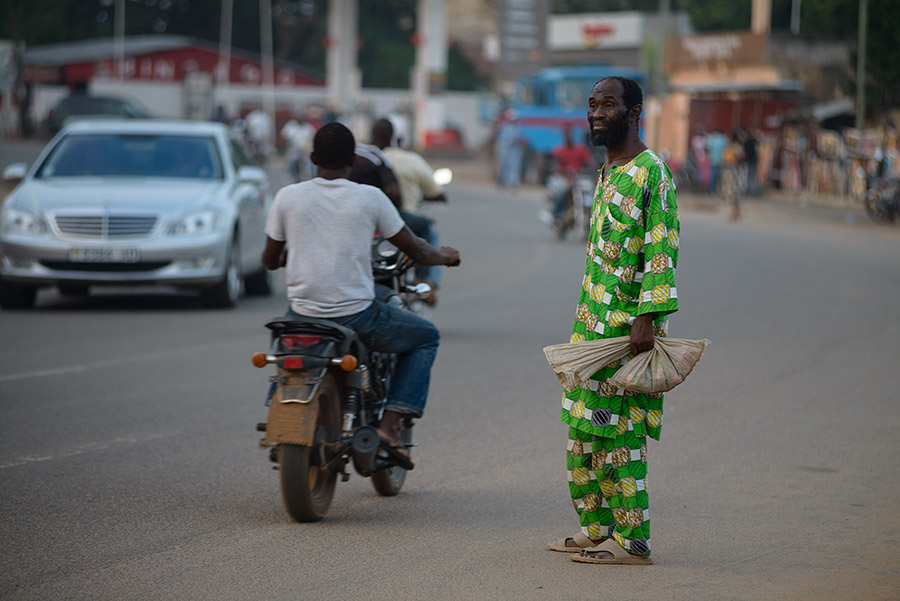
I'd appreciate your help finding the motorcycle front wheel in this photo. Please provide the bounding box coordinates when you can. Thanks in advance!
[371,423,413,496]
[278,374,340,521]
[864,189,893,223]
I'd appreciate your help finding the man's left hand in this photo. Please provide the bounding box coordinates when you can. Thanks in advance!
[630,313,656,355]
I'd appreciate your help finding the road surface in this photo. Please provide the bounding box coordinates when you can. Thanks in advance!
[1,155,899,600]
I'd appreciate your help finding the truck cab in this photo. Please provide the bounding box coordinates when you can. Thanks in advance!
[512,65,647,182]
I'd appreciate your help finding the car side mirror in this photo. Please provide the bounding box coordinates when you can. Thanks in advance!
[236,165,267,185]
[2,163,28,183]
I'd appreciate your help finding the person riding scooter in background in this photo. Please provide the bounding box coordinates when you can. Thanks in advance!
[546,126,595,230]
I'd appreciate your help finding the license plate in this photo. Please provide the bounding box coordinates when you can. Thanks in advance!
[69,247,140,263]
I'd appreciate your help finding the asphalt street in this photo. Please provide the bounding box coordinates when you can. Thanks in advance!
[1,150,899,600]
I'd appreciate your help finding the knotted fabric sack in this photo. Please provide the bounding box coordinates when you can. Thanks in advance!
[543,337,709,394]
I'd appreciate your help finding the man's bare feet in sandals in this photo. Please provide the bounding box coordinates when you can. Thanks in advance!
[566,537,603,549]
[570,539,653,565]
[546,533,604,552]
[377,410,409,457]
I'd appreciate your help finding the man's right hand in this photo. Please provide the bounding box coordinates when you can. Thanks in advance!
[440,246,460,266]
[389,226,459,267]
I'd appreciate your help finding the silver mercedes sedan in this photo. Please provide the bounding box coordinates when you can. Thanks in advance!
[0,119,273,309]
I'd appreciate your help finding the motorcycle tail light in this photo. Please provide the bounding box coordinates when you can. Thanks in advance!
[283,357,304,369]
[281,335,322,350]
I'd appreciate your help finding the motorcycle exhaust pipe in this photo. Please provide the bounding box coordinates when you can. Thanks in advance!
[350,425,380,475]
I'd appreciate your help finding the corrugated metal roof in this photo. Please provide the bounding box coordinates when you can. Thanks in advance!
[23,34,324,83]
[26,35,195,66]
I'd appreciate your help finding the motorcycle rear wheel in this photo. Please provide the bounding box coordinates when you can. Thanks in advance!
[278,374,340,521]
[371,424,413,496]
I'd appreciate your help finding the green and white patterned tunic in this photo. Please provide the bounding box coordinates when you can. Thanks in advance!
[562,149,679,556]
[561,149,679,440]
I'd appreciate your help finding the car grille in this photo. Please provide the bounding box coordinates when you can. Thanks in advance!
[54,214,158,239]
[40,261,171,272]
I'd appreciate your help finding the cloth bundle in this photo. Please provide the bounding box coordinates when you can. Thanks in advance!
[543,336,710,394]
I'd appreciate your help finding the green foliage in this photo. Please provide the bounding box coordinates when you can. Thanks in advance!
[447,43,487,91]
[357,0,415,88]
[553,0,660,11]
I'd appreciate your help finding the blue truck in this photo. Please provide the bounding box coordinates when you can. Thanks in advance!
[510,65,647,181]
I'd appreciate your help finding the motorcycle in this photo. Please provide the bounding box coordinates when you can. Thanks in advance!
[251,238,433,522]
[544,171,597,241]
[863,175,900,224]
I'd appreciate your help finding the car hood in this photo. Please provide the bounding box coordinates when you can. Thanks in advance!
[15,178,228,216]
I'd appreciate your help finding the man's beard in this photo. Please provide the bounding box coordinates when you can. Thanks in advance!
[590,111,630,147]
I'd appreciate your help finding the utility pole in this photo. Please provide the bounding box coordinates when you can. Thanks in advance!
[655,0,670,96]
[751,0,771,35]
[259,0,276,118]
[114,0,125,81]
[790,0,801,35]
[218,0,233,109]
[413,0,448,150]
[855,0,867,130]
[325,0,360,113]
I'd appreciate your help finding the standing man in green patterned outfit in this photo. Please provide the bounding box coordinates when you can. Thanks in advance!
[545,77,679,565]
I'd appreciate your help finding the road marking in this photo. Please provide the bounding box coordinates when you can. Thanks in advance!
[0,431,181,469]
[0,339,250,383]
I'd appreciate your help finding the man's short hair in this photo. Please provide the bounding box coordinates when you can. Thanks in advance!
[597,76,643,110]
[372,118,394,143]
[313,122,355,169]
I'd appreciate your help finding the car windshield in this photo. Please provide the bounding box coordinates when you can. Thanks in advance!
[36,133,224,180]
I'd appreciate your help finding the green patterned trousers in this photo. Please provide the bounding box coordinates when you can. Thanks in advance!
[566,425,651,556]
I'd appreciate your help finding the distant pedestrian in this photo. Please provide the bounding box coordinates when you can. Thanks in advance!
[495,110,525,189]
[741,126,760,196]
[706,128,728,194]
[281,115,316,182]
[721,131,745,220]
[245,108,274,161]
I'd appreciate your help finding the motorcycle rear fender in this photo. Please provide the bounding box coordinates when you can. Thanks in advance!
[264,369,323,445]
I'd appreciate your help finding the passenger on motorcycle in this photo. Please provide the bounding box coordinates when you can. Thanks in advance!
[373,118,447,306]
[261,123,460,452]
[549,126,595,224]
[346,123,441,305]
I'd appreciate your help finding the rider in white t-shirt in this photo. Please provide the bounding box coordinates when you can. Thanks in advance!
[261,123,460,451]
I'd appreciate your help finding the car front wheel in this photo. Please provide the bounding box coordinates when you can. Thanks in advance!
[0,278,37,310]
[200,236,243,308]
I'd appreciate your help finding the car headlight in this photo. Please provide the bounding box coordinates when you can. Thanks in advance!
[0,206,47,235]
[169,211,221,235]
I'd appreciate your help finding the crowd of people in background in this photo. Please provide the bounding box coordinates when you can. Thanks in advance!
[674,119,899,210]
[213,101,414,178]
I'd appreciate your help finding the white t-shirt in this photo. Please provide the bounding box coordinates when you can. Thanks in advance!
[265,178,405,318]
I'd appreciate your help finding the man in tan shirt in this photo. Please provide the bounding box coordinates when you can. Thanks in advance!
[372,118,447,303]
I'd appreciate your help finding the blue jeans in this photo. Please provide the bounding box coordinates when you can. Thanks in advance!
[401,211,441,288]
[287,300,439,418]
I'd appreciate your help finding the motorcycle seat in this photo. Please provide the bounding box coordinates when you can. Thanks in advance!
[265,316,366,360]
